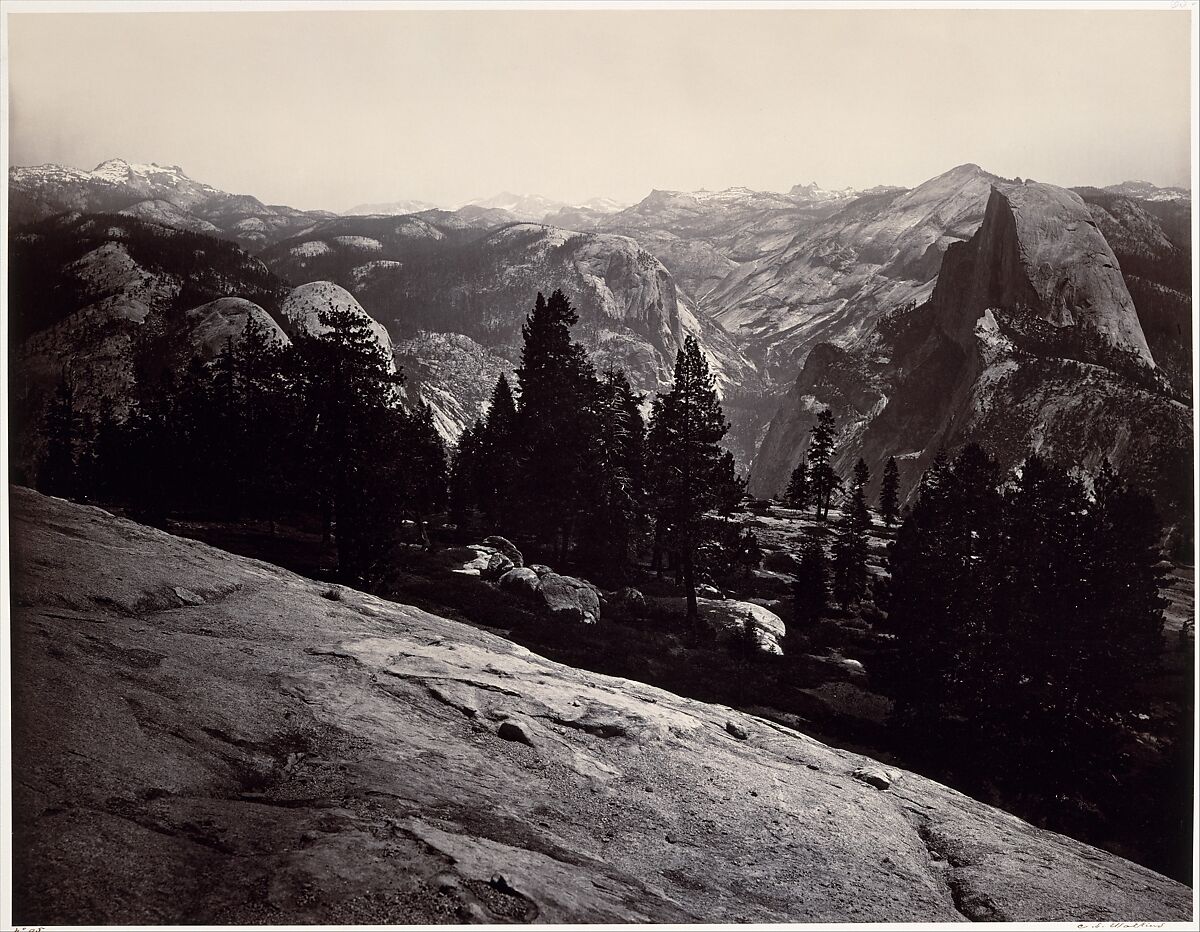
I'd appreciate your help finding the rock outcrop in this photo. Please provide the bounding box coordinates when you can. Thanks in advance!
[9,212,289,434]
[534,573,601,625]
[185,297,290,361]
[10,489,1192,924]
[279,281,395,370]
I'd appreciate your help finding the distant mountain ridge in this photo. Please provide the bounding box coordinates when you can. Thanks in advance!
[7,158,1192,502]
[10,158,333,250]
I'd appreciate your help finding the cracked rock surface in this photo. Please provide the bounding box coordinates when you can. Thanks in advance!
[9,488,1192,924]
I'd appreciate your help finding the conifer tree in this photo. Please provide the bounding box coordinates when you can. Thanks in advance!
[808,409,840,520]
[713,450,746,517]
[577,369,648,581]
[646,335,730,624]
[514,290,599,559]
[231,312,292,525]
[399,403,449,549]
[792,528,828,630]
[882,443,1003,754]
[449,420,485,524]
[476,374,520,530]
[785,460,809,509]
[831,480,871,609]
[38,377,80,499]
[852,457,870,491]
[291,303,405,578]
[879,456,900,526]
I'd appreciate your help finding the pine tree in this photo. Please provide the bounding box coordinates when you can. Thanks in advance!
[291,302,405,578]
[399,403,449,549]
[449,420,485,524]
[785,460,809,509]
[38,377,81,498]
[231,311,292,526]
[737,528,763,579]
[879,456,900,526]
[831,481,871,609]
[476,374,520,530]
[713,450,746,516]
[646,335,731,625]
[808,409,840,521]
[514,290,599,559]
[577,369,648,581]
[792,528,828,630]
[881,443,1003,757]
[852,457,870,491]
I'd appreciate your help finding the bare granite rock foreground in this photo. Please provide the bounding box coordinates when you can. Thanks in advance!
[8,487,1193,924]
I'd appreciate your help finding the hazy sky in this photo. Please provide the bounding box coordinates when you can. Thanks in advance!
[6,8,1194,211]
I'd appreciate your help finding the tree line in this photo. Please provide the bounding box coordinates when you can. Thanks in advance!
[32,301,447,584]
[880,444,1167,812]
[30,288,753,614]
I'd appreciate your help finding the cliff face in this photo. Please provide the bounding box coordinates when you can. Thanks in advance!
[10,488,1193,924]
[961,185,1154,366]
[748,182,1190,527]
[711,164,1002,381]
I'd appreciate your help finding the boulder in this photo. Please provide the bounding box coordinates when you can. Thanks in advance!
[536,574,601,625]
[450,545,495,576]
[763,550,801,574]
[529,564,554,577]
[497,717,536,746]
[697,584,723,599]
[498,567,540,598]
[608,586,647,620]
[699,599,786,655]
[852,767,901,791]
[482,553,514,580]
[482,536,524,567]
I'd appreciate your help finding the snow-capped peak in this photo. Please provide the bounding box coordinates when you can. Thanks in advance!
[90,159,193,183]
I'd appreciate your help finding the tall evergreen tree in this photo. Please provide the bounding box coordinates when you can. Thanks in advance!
[399,403,449,549]
[449,420,485,525]
[476,374,520,530]
[514,290,599,559]
[577,369,648,581]
[792,528,828,631]
[852,457,870,491]
[291,303,405,578]
[646,335,730,624]
[881,443,1003,755]
[785,460,810,509]
[879,456,900,526]
[37,377,81,499]
[831,481,871,609]
[808,409,840,521]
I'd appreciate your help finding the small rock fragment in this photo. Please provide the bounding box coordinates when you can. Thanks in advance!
[174,587,204,605]
[851,766,895,790]
[497,719,535,745]
[725,721,749,740]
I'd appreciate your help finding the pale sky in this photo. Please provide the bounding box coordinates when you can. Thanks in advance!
[5,8,1194,211]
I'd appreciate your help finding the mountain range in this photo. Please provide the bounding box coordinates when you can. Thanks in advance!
[7,157,1192,528]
